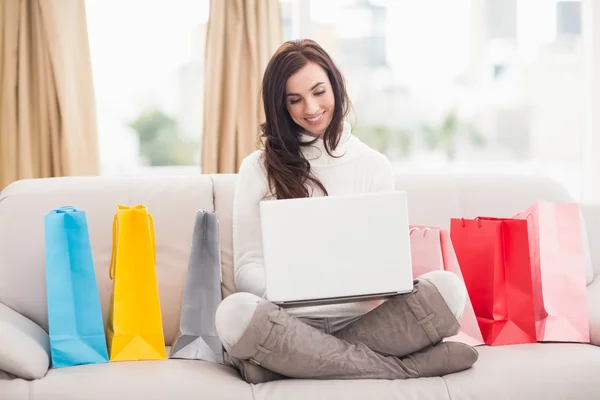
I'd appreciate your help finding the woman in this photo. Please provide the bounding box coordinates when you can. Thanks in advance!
[215,39,478,383]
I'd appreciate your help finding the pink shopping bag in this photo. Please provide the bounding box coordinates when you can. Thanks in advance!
[410,226,484,346]
[513,202,590,343]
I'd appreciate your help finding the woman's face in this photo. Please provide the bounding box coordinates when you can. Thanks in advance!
[285,61,335,138]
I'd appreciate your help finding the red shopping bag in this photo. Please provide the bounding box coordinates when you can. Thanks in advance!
[450,217,537,346]
[410,226,484,346]
[513,202,590,343]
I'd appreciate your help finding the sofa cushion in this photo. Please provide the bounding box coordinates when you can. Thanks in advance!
[394,173,572,229]
[580,203,600,277]
[0,371,29,400]
[587,278,600,346]
[251,376,450,400]
[443,343,600,399]
[211,174,238,298]
[0,175,214,346]
[0,303,50,380]
[30,355,252,400]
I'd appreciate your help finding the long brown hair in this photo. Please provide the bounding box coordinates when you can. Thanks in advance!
[260,39,352,199]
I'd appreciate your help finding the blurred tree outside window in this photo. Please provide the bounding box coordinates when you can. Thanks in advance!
[128,109,199,167]
[86,0,209,174]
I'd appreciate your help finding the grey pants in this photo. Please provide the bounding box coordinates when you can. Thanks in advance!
[222,279,479,383]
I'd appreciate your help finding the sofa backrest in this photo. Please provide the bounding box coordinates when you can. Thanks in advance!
[0,175,214,346]
[0,172,578,345]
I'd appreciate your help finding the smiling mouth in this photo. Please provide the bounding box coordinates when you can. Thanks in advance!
[305,111,325,124]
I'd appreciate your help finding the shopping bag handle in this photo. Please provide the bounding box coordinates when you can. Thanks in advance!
[409,227,431,236]
[459,217,484,228]
[148,213,156,264]
[110,213,118,280]
[109,210,157,280]
[512,211,533,220]
[55,206,78,213]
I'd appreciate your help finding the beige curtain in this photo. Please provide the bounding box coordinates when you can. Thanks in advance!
[0,0,99,191]
[201,0,283,174]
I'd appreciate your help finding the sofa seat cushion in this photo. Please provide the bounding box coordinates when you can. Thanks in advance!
[251,376,450,400]
[30,358,252,400]
[0,371,29,400]
[443,343,600,399]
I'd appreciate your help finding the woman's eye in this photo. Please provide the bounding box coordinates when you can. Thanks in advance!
[315,90,326,96]
[290,98,301,105]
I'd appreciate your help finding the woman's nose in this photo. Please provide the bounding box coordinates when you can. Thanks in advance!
[304,99,319,115]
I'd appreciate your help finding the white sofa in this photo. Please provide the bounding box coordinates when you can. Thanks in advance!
[1,172,599,400]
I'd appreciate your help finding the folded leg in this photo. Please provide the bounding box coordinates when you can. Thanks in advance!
[216,292,477,381]
[332,272,466,357]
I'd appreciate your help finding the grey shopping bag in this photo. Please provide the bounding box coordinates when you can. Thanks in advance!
[170,210,223,363]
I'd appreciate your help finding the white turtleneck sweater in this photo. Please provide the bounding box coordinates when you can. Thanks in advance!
[232,122,395,318]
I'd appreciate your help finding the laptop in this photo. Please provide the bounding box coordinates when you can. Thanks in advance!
[259,191,414,306]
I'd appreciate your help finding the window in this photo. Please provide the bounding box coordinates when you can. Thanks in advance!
[283,0,586,200]
[85,0,209,175]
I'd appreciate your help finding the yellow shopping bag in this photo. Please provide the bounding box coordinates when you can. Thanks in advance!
[106,205,166,361]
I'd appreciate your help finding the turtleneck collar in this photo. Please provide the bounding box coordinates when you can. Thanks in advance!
[298,121,367,167]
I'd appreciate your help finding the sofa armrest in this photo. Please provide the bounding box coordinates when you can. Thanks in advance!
[577,204,600,345]
[0,303,50,380]
[580,203,600,279]
[588,277,600,346]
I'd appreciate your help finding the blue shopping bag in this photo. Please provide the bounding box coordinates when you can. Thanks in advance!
[44,206,109,368]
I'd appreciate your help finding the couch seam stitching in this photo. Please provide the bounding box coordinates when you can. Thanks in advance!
[209,175,216,212]
[442,376,452,400]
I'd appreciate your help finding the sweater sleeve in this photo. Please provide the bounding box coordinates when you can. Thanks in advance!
[369,154,395,192]
[232,152,269,297]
